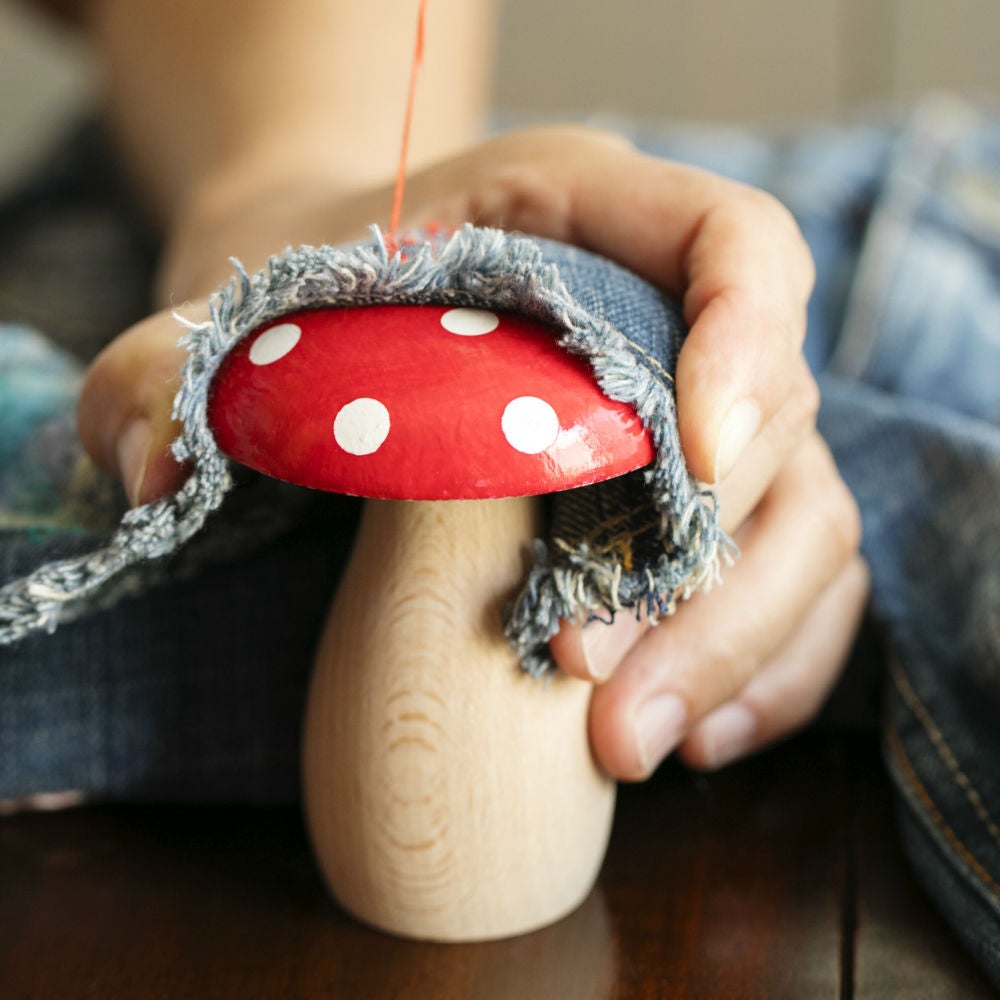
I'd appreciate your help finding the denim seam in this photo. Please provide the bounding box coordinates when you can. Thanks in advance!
[830,95,981,381]
[886,722,1000,918]
[890,656,1000,850]
[0,225,728,672]
[623,339,675,386]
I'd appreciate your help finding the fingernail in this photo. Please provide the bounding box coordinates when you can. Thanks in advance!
[714,398,761,482]
[581,622,620,681]
[117,417,151,507]
[697,702,757,770]
[634,693,688,775]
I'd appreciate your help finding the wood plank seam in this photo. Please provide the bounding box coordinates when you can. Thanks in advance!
[840,745,860,1000]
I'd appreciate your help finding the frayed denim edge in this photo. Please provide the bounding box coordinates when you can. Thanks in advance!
[0,224,731,669]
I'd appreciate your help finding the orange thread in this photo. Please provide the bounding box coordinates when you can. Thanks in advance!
[389,0,428,237]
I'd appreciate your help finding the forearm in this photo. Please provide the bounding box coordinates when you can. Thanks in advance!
[85,0,496,230]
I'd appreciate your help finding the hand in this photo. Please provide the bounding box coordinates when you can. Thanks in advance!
[501,130,868,778]
[551,383,868,779]
[77,128,867,777]
[79,126,805,492]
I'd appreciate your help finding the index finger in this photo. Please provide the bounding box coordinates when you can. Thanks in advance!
[566,139,816,484]
[450,128,815,484]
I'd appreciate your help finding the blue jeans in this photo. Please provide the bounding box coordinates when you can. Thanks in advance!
[633,95,1000,980]
[2,96,1000,983]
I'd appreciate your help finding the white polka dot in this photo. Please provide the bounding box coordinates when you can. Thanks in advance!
[249,323,301,365]
[502,397,560,454]
[334,398,391,455]
[440,308,500,336]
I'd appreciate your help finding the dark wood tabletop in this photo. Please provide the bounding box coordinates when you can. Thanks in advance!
[1,734,995,999]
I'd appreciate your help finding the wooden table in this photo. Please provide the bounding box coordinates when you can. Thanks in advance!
[1,735,995,999]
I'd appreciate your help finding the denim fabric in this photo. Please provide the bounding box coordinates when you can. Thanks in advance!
[1,494,358,803]
[1,98,999,984]
[819,377,1000,980]
[634,96,1000,982]
[1,226,726,673]
[826,99,1000,984]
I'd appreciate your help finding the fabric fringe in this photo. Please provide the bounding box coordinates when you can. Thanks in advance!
[0,225,731,672]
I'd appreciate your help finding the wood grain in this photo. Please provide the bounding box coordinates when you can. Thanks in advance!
[1,736,995,998]
[302,498,615,942]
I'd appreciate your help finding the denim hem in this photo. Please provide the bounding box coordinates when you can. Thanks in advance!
[896,803,1000,991]
[830,94,988,381]
[0,225,728,674]
[884,653,1000,936]
[889,719,1000,990]
[886,726,1000,922]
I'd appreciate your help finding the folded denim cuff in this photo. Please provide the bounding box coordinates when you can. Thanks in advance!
[0,225,732,670]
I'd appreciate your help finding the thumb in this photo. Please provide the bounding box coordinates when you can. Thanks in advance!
[77,305,203,506]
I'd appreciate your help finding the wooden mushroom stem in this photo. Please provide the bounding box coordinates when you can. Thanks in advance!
[302,496,616,942]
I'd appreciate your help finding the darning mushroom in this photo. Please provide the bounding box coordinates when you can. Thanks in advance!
[207,300,656,941]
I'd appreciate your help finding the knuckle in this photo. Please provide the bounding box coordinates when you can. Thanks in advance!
[713,284,773,333]
[464,165,571,234]
[739,188,800,243]
[764,370,820,462]
[853,554,872,594]
[701,623,762,702]
[466,124,638,233]
[752,294,806,355]
[843,552,871,600]
[741,185,789,218]
[789,369,821,428]
[492,123,635,162]
[832,482,863,558]
[798,239,818,295]
[705,283,805,356]
[806,462,863,562]
[749,189,802,239]
[785,700,826,738]
[558,124,636,155]
[741,189,816,295]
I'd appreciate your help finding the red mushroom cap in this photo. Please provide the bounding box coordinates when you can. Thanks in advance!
[207,304,654,500]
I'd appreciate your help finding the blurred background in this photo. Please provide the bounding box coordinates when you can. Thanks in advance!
[1,0,999,194]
